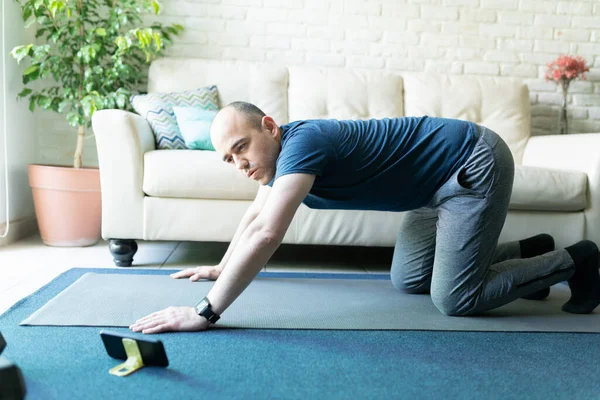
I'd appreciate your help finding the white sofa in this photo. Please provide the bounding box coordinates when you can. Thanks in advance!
[92,58,600,267]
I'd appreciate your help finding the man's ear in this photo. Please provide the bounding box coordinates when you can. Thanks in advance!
[262,116,279,137]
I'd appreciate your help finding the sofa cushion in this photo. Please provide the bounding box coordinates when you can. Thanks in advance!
[288,67,404,122]
[172,106,217,151]
[143,152,587,211]
[143,150,259,200]
[130,86,219,149]
[148,58,289,125]
[511,165,587,211]
[402,73,531,165]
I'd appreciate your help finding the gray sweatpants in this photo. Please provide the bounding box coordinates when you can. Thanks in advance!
[390,125,575,316]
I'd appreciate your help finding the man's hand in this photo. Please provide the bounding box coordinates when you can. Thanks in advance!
[129,307,209,334]
[170,265,221,282]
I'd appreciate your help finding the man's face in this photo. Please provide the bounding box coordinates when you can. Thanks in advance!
[211,108,281,185]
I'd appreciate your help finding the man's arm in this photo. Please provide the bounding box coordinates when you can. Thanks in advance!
[216,184,272,272]
[130,173,315,334]
[207,173,315,316]
[170,184,272,281]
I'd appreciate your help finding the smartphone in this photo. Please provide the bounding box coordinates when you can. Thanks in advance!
[100,330,169,367]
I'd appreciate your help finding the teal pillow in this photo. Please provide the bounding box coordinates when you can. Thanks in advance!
[172,107,218,151]
[130,85,219,149]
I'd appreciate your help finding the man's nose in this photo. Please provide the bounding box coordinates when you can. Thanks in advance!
[234,156,248,171]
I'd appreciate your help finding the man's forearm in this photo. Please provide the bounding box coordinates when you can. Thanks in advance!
[217,208,259,272]
[207,222,280,316]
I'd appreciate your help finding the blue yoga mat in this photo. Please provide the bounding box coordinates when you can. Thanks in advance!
[1,268,600,399]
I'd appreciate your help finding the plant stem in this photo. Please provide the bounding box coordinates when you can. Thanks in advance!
[561,79,569,135]
[74,125,84,168]
[76,0,84,168]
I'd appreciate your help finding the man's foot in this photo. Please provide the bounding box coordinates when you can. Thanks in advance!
[562,240,600,314]
[519,234,554,300]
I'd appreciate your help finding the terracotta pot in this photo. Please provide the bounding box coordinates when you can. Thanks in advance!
[28,164,102,247]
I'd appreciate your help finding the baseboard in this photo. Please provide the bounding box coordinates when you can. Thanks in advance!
[0,216,38,246]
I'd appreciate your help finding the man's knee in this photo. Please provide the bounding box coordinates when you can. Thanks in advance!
[431,290,473,316]
[391,271,431,294]
[432,300,466,316]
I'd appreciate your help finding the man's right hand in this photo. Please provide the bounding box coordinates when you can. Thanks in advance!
[170,266,221,282]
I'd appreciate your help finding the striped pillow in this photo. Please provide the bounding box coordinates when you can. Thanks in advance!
[130,86,220,149]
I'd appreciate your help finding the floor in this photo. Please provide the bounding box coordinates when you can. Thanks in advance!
[0,232,393,315]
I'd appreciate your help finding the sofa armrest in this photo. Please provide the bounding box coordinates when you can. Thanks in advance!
[522,133,600,245]
[92,109,156,240]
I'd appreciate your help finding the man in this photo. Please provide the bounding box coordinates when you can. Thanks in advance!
[130,102,600,334]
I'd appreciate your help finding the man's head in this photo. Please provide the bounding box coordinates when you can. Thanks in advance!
[210,101,282,185]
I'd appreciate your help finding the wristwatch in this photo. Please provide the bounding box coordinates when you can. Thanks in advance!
[194,296,220,324]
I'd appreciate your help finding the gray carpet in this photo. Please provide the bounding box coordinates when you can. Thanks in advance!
[20,272,600,332]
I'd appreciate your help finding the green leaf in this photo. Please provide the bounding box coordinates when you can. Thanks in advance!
[58,100,70,113]
[25,17,37,29]
[83,102,96,117]
[96,28,106,37]
[152,32,162,51]
[23,64,40,76]
[49,2,58,18]
[33,45,50,61]
[152,0,161,14]
[37,95,52,109]
[34,0,44,10]
[23,7,32,22]
[18,88,33,98]
[29,96,37,112]
[116,94,126,108]
[10,44,33,64]
[35,28,47,38]
[23,67,40,85]
[115,36,128,52]
[50,97,61,112]
[66,111,79,127]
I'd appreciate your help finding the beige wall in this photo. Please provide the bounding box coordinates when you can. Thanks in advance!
[0,0,37,232]
[37,0,600,166]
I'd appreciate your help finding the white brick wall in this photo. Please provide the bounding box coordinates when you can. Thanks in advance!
[39,0,600,167]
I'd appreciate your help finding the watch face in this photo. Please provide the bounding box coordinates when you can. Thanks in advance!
[195,299,209,313]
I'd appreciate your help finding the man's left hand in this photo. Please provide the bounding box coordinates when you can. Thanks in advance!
[129,307,209,334]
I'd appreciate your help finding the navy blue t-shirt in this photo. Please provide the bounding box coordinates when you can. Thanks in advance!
[268,116,478,212]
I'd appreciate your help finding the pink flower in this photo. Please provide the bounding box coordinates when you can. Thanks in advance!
[545,55,590,84]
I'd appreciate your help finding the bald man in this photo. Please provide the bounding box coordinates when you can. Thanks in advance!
[130,102,600,334]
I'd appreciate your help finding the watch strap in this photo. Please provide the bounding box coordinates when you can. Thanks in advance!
[195,297,220,324]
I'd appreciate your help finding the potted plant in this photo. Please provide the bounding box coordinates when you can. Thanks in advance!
[11,0,182,246]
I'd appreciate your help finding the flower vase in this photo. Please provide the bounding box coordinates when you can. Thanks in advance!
[559,80,569,135]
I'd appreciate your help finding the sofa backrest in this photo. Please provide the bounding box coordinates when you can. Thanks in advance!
[148,58,289,125]
[401,73,531,165]
[148,58,531,164]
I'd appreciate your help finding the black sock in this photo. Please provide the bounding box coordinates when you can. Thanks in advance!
[519,234,554,300]
[520,233,555,258]
[562,240,600,314]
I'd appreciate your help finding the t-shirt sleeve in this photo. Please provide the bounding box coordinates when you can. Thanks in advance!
[268,127,334,187]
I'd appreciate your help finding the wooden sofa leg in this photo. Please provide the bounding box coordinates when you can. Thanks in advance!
[108,239,138,267]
